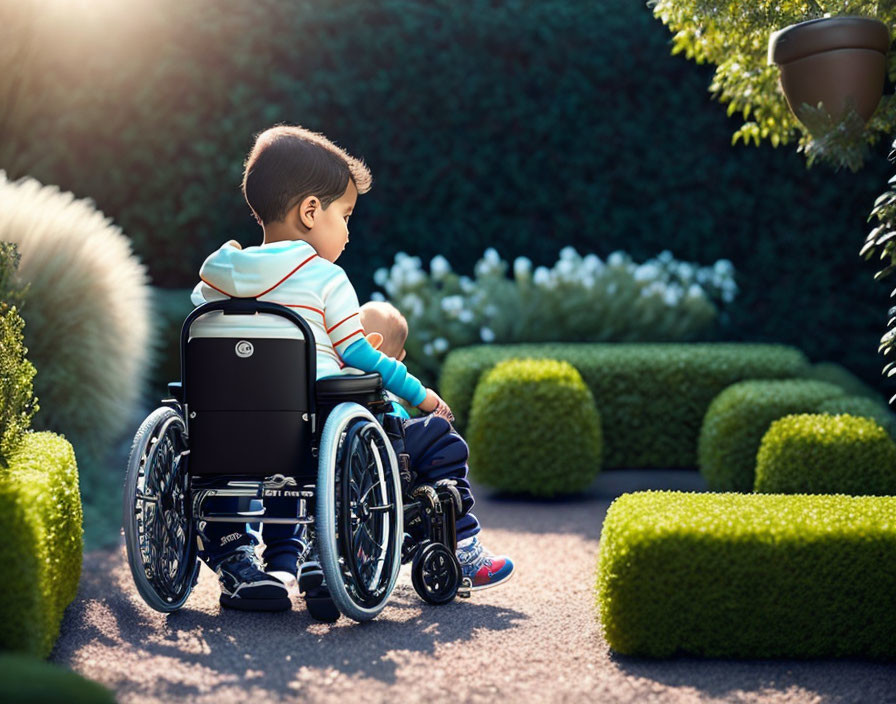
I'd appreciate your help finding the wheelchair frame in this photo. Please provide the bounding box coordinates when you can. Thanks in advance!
[123,297,468,622]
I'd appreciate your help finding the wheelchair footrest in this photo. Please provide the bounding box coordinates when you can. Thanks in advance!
[457,577,473,599]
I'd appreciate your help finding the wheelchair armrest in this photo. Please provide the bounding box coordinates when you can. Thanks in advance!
[315,372,383,396]
[167,382,183,403]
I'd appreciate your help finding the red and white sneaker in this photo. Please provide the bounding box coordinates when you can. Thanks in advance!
[456,536,514,591]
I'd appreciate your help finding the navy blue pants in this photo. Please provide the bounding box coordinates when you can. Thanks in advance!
[197,414,480,570]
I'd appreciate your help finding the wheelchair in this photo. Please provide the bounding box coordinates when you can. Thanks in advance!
[123,297,470,622]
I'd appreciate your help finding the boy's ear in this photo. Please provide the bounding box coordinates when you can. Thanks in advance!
[365,332,384,350]
[295,195,319,230]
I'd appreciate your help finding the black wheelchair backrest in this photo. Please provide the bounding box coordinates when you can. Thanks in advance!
[180,298,317,478]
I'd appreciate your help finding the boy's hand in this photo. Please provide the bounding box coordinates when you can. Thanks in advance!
[225,239,242,250]
[432,399,455,422]
[417,388,441,413]
[418,389,454,421]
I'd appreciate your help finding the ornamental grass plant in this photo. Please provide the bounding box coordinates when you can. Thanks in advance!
[0,172,154,547]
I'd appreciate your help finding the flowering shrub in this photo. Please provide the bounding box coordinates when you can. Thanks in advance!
[372,247,738,387]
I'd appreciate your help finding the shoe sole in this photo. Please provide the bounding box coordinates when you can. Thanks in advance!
[220,593,292,612]
[467,567,515,592]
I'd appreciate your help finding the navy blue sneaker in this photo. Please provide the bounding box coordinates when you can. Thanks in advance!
[215,545,291,611]
[299,556,340,623]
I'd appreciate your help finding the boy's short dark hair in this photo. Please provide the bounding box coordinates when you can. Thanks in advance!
[242,124,372,225]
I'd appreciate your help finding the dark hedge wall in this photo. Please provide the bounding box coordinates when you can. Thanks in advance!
[4,0,895,394]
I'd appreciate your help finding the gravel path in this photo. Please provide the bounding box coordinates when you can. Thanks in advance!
[49,467,896,704]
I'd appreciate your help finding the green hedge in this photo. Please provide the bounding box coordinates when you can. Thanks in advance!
[0,654,114,703]
[595,491,896,658]
[754,414,896,496]
[798,361,886,402]
[467,358,602,496]
[815,395,896,442]
[0,432,82,658]
[441,342,809,468]
[697,379,846,492]
[5,0,895,392]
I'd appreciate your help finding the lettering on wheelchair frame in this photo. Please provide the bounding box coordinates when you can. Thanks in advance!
[260,475,312,498]
[235,340,254,358]
[263,489,312,497]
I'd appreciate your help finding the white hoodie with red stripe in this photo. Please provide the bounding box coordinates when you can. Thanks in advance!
[190,239,427,406]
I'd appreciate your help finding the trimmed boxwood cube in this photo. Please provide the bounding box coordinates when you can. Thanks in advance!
[467,358,602,496]
[0,432,82,657]
[698,379,846,492]
[595,491,896,658]
[815,395,896,442]
[754,413,896,496]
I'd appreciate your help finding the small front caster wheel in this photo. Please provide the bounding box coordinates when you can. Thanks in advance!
[412,541,461,605]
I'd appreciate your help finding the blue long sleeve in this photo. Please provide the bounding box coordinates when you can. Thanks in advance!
[341,337,427,407]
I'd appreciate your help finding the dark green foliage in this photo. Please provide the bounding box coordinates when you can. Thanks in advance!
[698,379,846,492]
[149,288,196,401]
[0,432,82,658]
[863,137,896,392]
[0,243,37,467]
[815,394,896,441]
[799,360,887,402]
[441,342,810,468]
[754,413,896,496]
[596,490,896,658]
[0,305,38,468]
[3,0,894,394]
[647,1,896,171]
[0,242,28,311]
[467,358,602,496]
[0,654,115,703]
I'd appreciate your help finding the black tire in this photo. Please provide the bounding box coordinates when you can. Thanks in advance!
[412,541,461,605]
[123,406,198,612]
[316,403,403,622]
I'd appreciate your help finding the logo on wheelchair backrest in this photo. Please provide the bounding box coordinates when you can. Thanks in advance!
[235,340,254,358]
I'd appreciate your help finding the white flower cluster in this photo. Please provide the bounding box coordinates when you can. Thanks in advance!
[376,247,738,314]
[368,246,739,387]
[373,251,425,296]
[508,246,736,306]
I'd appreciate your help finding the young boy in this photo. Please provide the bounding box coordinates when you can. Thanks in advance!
[354,301,514,590]
[190,125,511,619]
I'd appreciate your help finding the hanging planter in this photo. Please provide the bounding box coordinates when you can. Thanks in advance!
[768,16,890,128]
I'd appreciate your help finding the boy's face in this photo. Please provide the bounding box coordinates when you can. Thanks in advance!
[301,180,358,263]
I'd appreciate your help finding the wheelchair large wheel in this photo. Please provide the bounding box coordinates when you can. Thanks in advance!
[123,406,199,612]
[316,402,403,622]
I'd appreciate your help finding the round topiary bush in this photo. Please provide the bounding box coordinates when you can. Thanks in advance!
[755,413,896,496]
[466,357,602,497]
[698,378,846,492]
[0,172,154,546]
[815,395,896,442]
